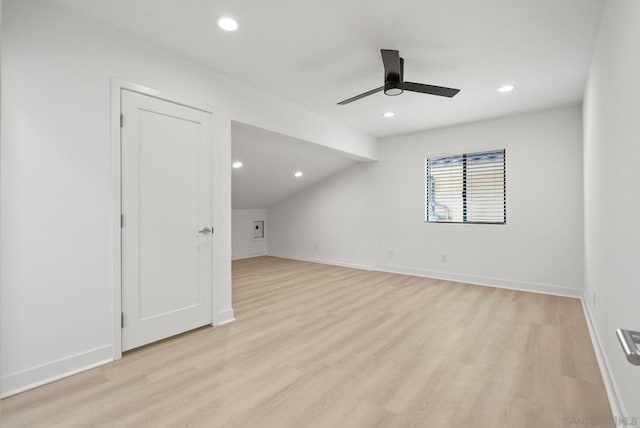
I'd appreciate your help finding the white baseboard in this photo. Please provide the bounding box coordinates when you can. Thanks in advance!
[267,251,375,271]
[232,250,267,260]
[213,308,236,326]
[266,253,581,298]
[375,263,583,298]
[1,345,112,398]
[581,297,626,420]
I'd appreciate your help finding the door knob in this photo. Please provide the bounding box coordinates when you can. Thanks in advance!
[198,227,212,235]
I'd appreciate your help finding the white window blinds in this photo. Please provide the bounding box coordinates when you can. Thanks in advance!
[425,149,506,224]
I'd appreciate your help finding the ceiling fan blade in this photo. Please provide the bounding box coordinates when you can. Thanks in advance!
[337,86,384,105]
[380,49,401,81]
[402,81,460,98]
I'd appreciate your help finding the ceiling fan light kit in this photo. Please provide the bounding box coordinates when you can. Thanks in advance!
[384,80,403,96]
[338,49,460,105]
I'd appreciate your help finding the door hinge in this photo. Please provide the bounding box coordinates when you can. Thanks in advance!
[121,312,124,328]
[121,214,124,228]
[120,113,124,128]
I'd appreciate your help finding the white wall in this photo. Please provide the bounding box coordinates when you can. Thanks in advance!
[269,106,585,296]
[0,0,4,398]
[583,0,640,419]
[0,0,374,396]
[232,209,268,260]
[268,161,378,270]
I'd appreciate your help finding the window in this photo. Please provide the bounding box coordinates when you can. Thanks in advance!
[425,149,506,224]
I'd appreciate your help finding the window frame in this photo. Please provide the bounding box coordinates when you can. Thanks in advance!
[424,148,507,225]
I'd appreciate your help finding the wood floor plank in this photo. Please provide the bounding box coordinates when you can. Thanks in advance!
[0,256,611,427]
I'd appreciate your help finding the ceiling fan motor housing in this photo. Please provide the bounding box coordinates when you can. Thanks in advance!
[384,80,403,96]
[384,56,404,96]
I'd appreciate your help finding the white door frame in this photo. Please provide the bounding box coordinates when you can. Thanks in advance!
[109,79,217,359]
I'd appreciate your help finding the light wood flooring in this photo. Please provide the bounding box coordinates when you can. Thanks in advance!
[1,256,611,427]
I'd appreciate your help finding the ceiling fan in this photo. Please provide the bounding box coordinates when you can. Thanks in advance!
[337,49,461,105]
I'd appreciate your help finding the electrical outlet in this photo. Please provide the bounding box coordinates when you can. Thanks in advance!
[314,243,318,250]
[441,254,447,262]
[388,249,394,258]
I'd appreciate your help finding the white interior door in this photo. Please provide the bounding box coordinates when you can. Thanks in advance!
[121,89,213,351]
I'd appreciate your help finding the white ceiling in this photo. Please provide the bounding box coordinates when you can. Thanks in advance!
[51,0,604,208]
[56,0,604,138]
[231,122,355,208]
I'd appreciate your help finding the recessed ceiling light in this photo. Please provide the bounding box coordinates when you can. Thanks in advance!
[498,84,515,93]
[383,111,395,118]
[294,171,303,178]
[232,161,243,168]
[218,17,238,32]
